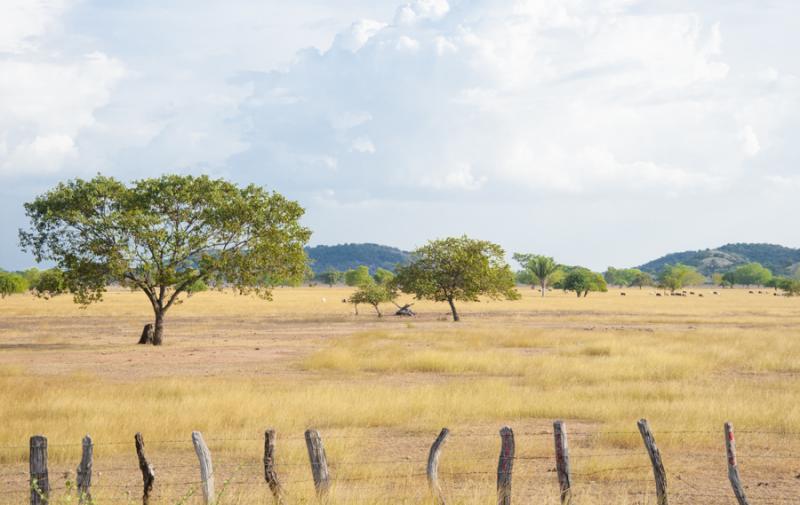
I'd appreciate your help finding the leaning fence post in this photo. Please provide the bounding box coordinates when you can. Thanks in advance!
[192,431,216,505]
[305,429,330,498]
[264,430,284,504]
[76,435,93,504]
[427,428,449,505]
[135,433,155,505]
[553,421,572,505]
[637,419,668,505]
[497,426,515,505]
[29,435,49,505]
[724,422,749,505]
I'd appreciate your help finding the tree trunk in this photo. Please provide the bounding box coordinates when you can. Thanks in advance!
[152,310,164,346]
[447,297,460,322]
[540,280,546,297]
[373,304,382,317]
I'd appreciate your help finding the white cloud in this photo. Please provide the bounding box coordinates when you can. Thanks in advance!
[236,0,765,198]
[0,2,125,177]
[0,0,71,53]
[332,19,388,52]
[395,0,450,25]
[740,126,761,157]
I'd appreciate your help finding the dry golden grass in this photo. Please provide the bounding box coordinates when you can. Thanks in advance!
[1,286,799,504]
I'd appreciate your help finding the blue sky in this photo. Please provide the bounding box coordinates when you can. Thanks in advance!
[1,0,799,271]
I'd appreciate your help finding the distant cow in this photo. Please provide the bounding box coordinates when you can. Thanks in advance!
[699,294,704,298]
[620,292,626,296]
[713,291,719,295]
[656,293,662,297]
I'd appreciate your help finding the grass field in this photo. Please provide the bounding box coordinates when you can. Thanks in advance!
[1,286,799,504]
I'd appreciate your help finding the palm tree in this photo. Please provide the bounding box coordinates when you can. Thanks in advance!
[513,254,559,297]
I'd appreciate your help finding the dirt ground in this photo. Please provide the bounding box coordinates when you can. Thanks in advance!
[1,287,799,504]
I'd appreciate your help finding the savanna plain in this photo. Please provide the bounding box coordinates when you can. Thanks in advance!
[1,287,799,504]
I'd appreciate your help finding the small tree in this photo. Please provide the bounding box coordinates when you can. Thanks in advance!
[348,283,396,317]
[777,277,800,296]
[563,268,607,297]
[731,263,772,287]
[344,266,372,287]
[20,175,311,345]
[31,269,67,299]
[658,264,705,293]
[721,271,736,288]
[393,236,520,322]
[373,267,395,285]
[318,268,343,287]
[0,272,27,298]
[630,270,654,290]
[513,254,559,297]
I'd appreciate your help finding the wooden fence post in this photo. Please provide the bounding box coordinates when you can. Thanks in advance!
[724,422,749,505]
[134,433,155,505]
[553,421,572,505]
[76,435,93,504]
[305,429,330,498]
[264,430,284,504]
[637,419,668,505]
[427,428,449,505]
[497,426,515,505]
[192,431,216,505]
[29,435,49,505]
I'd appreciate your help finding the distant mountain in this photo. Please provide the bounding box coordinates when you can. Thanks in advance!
[306,243,410,274]
[637,243,800,276]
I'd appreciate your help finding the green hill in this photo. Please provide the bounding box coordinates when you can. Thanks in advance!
[306,243,410,274]
[637,243,800,276]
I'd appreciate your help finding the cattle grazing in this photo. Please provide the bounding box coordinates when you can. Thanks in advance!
[620,292,626,296]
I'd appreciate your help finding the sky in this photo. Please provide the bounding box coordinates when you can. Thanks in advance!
[1,0,798,271]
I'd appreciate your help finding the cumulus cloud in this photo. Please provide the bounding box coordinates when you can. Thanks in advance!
[0,2,125,177]
[235,0,762,200]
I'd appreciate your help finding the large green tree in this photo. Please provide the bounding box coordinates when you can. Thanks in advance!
[344,265,373,286]
[513,253,559,297]
[393,236,520,321]
[20,175,311,345]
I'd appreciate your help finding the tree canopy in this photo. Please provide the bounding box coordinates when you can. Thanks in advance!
[19,174,311,345]
[658,264,705,293]
[348,282,396,317]
[563,268,608,297]
[513,253,559,297]
[373,267,395,285]
[0,272,27,298]
[344,265,372,287]
[393,236,520,321]
[317,268,343,287]
[729,262,773,286]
